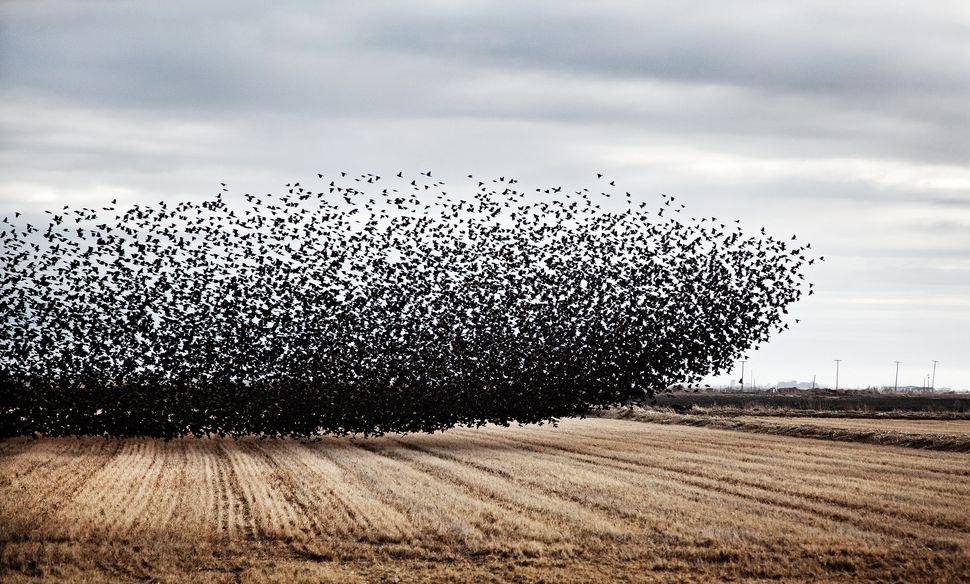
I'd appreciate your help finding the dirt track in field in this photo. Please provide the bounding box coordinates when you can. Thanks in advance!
[2,418,969,582]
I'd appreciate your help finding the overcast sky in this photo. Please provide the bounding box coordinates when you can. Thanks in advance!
[2,1,968,390]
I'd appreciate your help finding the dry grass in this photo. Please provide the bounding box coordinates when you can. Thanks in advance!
[2,419,969,582]
[685,406,970,420]
[606,407,970,452]
[654,391,970,419]
[739,416,970,436]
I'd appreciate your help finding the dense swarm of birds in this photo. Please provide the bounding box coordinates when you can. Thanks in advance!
[0,172,816,438]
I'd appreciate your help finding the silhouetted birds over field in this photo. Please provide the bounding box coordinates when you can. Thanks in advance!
[0,173,816,438]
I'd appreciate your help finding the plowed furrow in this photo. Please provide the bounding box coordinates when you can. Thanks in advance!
[376,439,633,540]
[462,427,967,543]
[413,430,858,545]
[14,439,123,538]
[257,440,396,541]
[564,421,970,478]
[216,441,256,540]
[521,425,970,524]
[322,440,560,550]
[296,441,415,541]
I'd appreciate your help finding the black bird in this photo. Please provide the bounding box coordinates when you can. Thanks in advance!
[0,171,815,439]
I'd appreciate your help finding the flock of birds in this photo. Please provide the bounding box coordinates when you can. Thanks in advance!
[0,172,815,438]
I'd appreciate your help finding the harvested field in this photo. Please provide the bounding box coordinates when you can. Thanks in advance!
[606,407,970,452]
[2,419,969,582]
[740,416,970,436]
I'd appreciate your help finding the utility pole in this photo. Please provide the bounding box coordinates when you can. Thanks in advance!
[932,360,939,390]
[812,375,816,390]
[739,357,748,391]
[894,361,901,392]
[834,359,841,391]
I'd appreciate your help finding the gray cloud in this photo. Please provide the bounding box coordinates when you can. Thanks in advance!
[365,3,970,93]
[4,2,969,160]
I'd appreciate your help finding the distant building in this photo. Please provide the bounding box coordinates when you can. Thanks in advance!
[776,380,823,390]
[896,385,935,394]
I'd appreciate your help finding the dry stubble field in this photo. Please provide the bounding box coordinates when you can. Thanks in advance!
[737,416,970,436]
[2,418,969,583]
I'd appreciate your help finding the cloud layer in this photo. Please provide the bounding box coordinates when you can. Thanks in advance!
[2,0,968,388]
